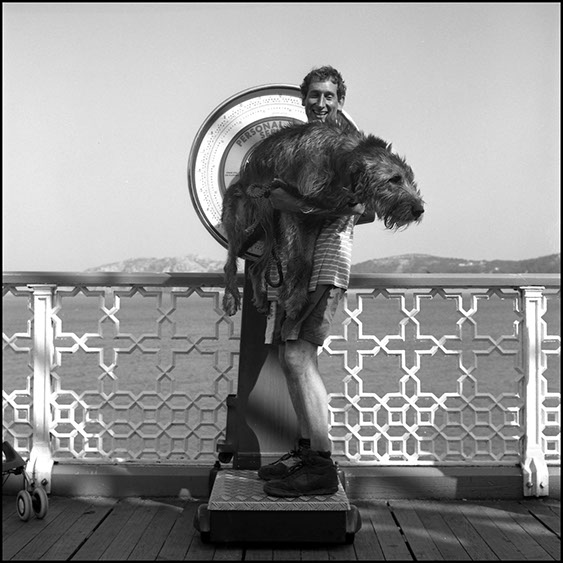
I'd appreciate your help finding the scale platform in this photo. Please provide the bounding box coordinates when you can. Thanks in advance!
[194,469,361,544]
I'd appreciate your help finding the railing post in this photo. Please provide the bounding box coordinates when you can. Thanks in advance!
[520,285,549,497]
[28,284,56,493]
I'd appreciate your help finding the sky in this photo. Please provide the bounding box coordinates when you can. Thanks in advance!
[2,2,560,272]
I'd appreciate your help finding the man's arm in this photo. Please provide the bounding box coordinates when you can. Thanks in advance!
[267,180,368,219]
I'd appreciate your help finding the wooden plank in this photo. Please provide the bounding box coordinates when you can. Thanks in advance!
[327,542,357,560]
[184,503,218,562]
[300,546,329,560]
[3,494,19,523]
[368,501,413,560]
[157,501,198,561]
[542,499,561,518]
[2,498,30,540]
[546,505,561,520]
[495,501,559,560]
[184,532,216,560]
[436,502,499,560]
[128,501,183,560]
[2,495,558,561]
[39,498,117,560]
[71,498,136,560]
[408,501,471,560]
[2,497,77,560]
[352,502,384,561]
[480,502,554,560]
[10,497,91,560]
[244,547,273,560]
[389,500,444,560]
[455,501,525,560]
[98,498,161,560]
[519,500,561,538]
[526,507,560,538]
[212,544,244,560]
[273,548,301,560]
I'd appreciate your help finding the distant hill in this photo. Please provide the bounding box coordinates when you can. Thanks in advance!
[351,253,560,274]
[84,255,224,273]
[85,253,560,274]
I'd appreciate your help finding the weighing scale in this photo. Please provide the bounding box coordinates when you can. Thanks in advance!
[188,85,361,543]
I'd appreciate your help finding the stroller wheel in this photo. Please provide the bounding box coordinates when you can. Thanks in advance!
[16,490,33,521]
[32,487,49,519]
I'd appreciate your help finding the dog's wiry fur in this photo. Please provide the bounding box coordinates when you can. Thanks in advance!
[221,121,424,319]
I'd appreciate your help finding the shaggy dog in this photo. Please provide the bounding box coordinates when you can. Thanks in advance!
[221,121,424,319]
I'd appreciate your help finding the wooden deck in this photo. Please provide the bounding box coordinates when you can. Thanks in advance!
[2,494,560,560]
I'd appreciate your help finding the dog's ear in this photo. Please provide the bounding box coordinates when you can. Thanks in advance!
[344,158,367,194]
[362,135,391,151]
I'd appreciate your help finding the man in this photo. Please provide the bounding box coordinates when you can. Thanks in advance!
[258,66,374,497]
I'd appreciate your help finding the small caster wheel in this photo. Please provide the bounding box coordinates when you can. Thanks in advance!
[200,531,211,544]
[16,490,33,521]
[345,532,355,544]
[32,487,49,519]
[218,452,233,464]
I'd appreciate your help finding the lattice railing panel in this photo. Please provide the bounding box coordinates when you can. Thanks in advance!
[538,289,561,461]
[322,287,559,464]
[2,275,560,473]
[2,285,34,452]
[2,284,242,463]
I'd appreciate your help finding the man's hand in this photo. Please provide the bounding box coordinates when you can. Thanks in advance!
[349,202,366,216]
[268,184,310,213]
[356,203,376,225]
[268,179,366,219]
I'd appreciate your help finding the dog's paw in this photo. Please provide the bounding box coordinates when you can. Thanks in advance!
[222,292,240,316]
[256,302,269,314]
[252,292,269,314]
[282,287,308,320]
[285,303,305,320]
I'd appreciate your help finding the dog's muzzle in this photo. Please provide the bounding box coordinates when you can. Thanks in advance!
[412,203,424,220]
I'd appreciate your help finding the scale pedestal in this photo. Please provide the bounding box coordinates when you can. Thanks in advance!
[194,469,360,544]
[192,266,361,543]
[215,264,301,469]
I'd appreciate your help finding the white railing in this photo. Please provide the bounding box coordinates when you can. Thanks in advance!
[2,272,560,496]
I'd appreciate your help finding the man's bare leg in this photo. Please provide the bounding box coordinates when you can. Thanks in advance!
[281,338,331,452]
[263,337,338,496]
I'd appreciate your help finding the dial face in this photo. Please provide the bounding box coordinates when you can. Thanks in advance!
[187,84,356,259]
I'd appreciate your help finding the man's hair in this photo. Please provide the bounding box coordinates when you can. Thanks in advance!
[300,65,347,102]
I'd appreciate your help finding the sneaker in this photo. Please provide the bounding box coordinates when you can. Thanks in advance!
[257,438,310,481]
[263,450,339,497]
[257,449,304,481]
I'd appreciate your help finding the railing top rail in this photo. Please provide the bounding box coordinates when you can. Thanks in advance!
[2,271,560,288]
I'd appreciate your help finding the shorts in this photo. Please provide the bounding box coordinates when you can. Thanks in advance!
[264,285,345,347]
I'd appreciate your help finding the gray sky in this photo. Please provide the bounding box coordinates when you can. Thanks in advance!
[3,2,560,272]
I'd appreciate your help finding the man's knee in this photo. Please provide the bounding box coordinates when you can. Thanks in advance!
[282,339,317,374]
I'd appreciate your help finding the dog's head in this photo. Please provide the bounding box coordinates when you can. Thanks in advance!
[345,134,424,230]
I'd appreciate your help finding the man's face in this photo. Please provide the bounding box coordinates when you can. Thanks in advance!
[303,80,343,123]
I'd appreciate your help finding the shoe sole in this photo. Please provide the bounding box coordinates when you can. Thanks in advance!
[258,474,288,481]
[264,486,338,498]
[257,467,292,481]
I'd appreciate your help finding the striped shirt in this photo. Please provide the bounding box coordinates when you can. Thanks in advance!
[267,213,358,301]
[309,215,356,290]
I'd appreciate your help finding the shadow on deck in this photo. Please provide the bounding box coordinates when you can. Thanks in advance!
[2,494,560,560]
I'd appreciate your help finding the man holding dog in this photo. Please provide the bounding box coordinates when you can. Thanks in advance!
[258,66,375,497]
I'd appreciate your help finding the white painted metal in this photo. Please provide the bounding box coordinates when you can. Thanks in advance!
[521,286,550,496]
[28,285,55,493]
[2,273,560,497]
